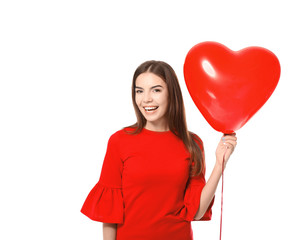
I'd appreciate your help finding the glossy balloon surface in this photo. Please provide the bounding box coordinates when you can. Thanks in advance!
[184,41,281,133]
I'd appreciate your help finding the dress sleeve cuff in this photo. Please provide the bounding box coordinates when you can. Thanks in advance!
[195,195,214,221]
[81,182,124,223]
[180,183,214,221]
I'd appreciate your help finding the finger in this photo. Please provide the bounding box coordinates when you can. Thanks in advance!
[222,135,237,141]
[224,139,237,147]
[221,136,237,144]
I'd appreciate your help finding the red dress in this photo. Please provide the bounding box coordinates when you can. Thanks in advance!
[81,127,214,240]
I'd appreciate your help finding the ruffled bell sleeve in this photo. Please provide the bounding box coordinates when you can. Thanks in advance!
[179,172,214,221]
[81,133,124,223]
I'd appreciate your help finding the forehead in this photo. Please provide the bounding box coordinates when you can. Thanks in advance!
[135,72,166,87]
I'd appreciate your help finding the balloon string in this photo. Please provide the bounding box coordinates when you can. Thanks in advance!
[219,154,225,240]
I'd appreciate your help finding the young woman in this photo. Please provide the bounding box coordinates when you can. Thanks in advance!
[81,60,237,240]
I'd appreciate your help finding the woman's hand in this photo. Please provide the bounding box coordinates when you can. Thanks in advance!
[215,133,237,170]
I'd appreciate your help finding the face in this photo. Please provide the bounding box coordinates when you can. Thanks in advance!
[135,72,169,130]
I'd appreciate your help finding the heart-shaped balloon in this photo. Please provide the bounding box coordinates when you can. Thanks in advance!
[184,41,281,134]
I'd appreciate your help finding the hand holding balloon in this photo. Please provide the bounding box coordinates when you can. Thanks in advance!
[215,133,237,170]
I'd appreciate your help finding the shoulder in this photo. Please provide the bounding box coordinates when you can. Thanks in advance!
[108,127,136,142]
[189,131,203,144]
[189,131,204,151]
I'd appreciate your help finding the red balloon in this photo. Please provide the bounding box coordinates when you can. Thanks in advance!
[184,41,281,134]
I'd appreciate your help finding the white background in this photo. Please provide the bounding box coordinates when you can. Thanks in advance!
[1,0,305,239]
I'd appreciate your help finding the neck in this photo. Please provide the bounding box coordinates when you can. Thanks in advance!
[145,121,169,132]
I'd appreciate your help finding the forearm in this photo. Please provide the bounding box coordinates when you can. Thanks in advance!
[194,163,223,220]
[103,223,117,240]
[194,133,237,220]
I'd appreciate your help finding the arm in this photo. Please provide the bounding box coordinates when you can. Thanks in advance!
[103,223,117,240]
[194,133,237,220]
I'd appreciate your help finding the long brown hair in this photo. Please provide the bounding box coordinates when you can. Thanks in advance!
[125,60,205,177]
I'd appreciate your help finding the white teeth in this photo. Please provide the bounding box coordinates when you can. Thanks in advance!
[144,106,158,111]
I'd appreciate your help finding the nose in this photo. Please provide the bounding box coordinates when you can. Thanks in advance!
[143,91,153,103]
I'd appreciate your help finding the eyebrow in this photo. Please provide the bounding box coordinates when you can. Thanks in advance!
[135,85,164,90]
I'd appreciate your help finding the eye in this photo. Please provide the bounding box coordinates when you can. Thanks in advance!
[135,89,143,94]
[153,88,161,93]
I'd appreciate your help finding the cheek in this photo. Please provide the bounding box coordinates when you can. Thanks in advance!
[160,93,169,107]
[135,95,141,106]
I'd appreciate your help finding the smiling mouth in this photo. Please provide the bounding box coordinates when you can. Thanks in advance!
[144,106,159,112]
